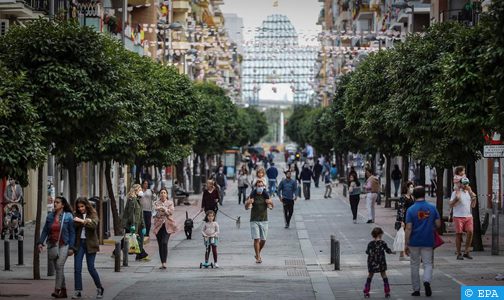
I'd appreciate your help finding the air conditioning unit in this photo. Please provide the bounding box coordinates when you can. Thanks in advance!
[0,19,9,36]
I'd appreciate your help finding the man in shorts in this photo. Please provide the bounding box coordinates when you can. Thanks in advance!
[449,172,477,260]
[245,180,274,264]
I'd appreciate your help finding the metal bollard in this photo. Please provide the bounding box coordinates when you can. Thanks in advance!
[47,249,55,276]
[4,240,11,271]
[122,237,129,267]
[17,237,24,266]
[330,235,335,264]
[114,241,121,272]
[333,240,340,271]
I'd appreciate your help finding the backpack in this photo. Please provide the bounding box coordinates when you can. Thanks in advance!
[216,173,226,187]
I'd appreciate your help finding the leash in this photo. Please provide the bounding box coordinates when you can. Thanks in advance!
[218,209,241,229]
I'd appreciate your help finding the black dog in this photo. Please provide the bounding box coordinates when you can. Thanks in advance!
[184,211,194,240]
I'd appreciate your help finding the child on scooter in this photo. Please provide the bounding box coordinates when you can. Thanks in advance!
[202,210,220,268]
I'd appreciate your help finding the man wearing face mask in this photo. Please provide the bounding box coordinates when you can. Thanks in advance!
[278,171,297,228]
[245,180,274,264]
[215,167,227,206]
[449,167,477,260]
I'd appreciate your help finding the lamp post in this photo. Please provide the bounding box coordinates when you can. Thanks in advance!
[392,1,415,33]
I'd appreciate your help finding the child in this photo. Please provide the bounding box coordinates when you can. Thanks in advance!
[323,171,332,198]
[364,227,395,298]
[453,166,466,192]
[202,210,220,268]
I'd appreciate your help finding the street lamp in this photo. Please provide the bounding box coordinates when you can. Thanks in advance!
[392,1,415,33]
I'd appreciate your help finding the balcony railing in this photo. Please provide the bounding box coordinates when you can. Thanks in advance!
[439,9,474,24]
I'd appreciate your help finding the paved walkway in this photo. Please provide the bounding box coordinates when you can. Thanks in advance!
[1,161,504,299]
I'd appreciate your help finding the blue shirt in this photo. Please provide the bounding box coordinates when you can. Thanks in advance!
[266,166,278,180]
[278,178,298,201]
[406,200,440,247]
[38,211,76,249]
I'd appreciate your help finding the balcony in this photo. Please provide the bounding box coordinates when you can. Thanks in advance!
[0,0,47,19]
[171,40,190,51]
[172,0,190,13]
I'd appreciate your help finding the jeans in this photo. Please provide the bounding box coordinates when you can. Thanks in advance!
[314,174,320,188]
[156,224,170,263]
[324,184,332,197]
[49,244,69,289]
[349,194,360,220]
[409,247,433,292]
[143,211,152,236]
[302,182,311,200]
[366,193,377,221]
[74,241,102,291]
[393,179,401,197]
[283,200,294,226]
[218,187,225,205]
[268,179,277,195]
[238,187,247,204]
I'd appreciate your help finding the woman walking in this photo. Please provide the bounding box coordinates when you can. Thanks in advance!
[72,197,104,299]
[364,168,380,223]
[395,181,415,260]
[237,165,250,205]
[152,187,177,269]
[37,196,75,298]
[122,184,149,261]
[348,174,361,223]
[200,180,220,217]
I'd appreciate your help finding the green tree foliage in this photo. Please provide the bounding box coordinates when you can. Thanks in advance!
[238,107,268,146]
[285,105,312,146]
[0,64,46,185]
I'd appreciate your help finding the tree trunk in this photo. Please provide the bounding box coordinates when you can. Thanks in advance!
[33,166,43,280]
[385,154,391,199]
[105,161,123,236]
[446,167,453,198]
[135,163,141,184]
[420,162,426,187]
[176,160,184,187]
[402,155,409,182]
[436,167,444,222]
[338,153,345,181]
[66,155,78,206]
[467,161,484,251]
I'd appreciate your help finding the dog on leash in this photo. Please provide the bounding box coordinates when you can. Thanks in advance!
[184,211,194,239]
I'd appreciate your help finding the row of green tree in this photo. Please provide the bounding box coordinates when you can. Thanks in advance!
[286,2,504,251]
[0,19,266,278]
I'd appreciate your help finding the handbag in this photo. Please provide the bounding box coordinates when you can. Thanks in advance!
[128,233,141,254]
[434,230,444,249]
[393,227,405,252]
[48,212,66,260]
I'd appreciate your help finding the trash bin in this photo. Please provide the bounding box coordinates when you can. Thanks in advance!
[88,197,110,239]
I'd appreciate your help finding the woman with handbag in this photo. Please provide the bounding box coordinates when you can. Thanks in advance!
[348,174,361,224]
[152,187,177,269]
[37,196,75,298]
[72,197,104,299]
[237,165,250,205]
[395,181,415,260]
[122,184,149,261]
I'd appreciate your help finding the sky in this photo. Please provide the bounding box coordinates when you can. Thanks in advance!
[221,0,322,46]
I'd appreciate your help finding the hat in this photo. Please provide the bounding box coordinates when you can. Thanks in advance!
[461,177,470,185]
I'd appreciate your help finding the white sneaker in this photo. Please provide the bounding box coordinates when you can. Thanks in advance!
[214,263,219,268]
[96,287,104,299]
[496,274,504,281]
[71,291,82,299]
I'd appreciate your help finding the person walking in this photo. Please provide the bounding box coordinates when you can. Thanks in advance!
[140,180,155,238]
[237,165,250,205]
[429,167,437,197]
[348,166,358,183]
[313,160,323,188]
[323,171,332,198]
[449,166,477,260]
[152,187,176,269]
[405,186,441,297]
[300,164,313,200]
[200,180,219,217]
[215,167,227,206]
[122,184,149,261]
[365,168,380,223]
[37,196,75,299]
[348,174,361,223]
[363,227,395,298]
[72,197,104,299]
[278,171,298,228]
[391,165,402,198]
[266,162,279,197]
[201,210,220,268]
[245,180,274,264]
[395,181,415,260]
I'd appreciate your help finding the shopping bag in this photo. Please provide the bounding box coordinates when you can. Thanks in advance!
[128,233,141,254]
[393,227,405,252]
[434,230,444,249]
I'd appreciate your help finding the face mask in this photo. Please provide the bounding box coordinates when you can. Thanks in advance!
[256,187,264,194]
[137,191,144,197]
